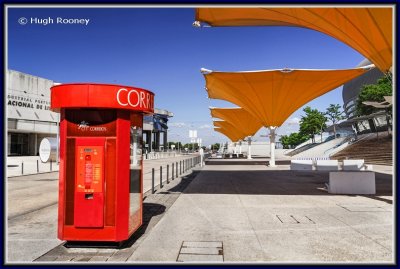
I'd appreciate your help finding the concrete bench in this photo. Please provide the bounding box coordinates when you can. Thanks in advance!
[290,160,313,170]
[342,159,372,171]
[327,171,375,194]
[316,160,339,171]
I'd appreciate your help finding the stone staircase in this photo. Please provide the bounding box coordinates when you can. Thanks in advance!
[331,132,393,165]
[285,143,317,157]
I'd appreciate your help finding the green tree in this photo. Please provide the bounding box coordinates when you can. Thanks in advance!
[325,104,345,138]
[288,132,308,148]
[183,143,199,151]
[299,106,327,143]
[280,133,308,149]
[279,135,290,149]
[211,143,220,151]
[169,141,183,151]
[356,76,392,116]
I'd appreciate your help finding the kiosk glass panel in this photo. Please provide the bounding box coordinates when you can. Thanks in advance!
[129,115,143,231]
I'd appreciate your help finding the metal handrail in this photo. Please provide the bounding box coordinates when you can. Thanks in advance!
[323,136,353,156]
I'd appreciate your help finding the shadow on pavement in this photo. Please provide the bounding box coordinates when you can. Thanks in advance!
[205,159,291,165]
[120,203,166,249]
[181,169,392,200]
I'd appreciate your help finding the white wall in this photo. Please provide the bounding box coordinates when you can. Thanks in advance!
[227,141,289,158]
[7,70,59,125]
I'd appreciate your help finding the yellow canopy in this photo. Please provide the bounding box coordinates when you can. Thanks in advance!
[195,7,392,72]
[213,121,247,141]
[214,127,242,142]
[210,107,263,137]
[203,66,373,127]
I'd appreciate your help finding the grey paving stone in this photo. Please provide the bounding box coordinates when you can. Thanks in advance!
[128,165,393,263]
[276,214,315,224]
[177,254,223,262]
[88,256,110,262]
[95,248,119,253]
[65,248,100,254]
[107,249,135,262]
[337,204,391,212]
[182,241,223,248]
[54,256,74,261]
[276,214,299,224]
[71,256,92,262]
[34,256,58,262]
[180,247,221,255]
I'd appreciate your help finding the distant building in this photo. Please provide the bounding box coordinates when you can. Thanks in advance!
[6,69,173,156]
[143,108,173,152]
[341,59,389,134]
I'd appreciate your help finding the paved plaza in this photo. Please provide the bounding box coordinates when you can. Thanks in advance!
[6,158,394,264]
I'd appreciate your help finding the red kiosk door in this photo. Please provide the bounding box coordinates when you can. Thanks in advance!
[74,137,105,228]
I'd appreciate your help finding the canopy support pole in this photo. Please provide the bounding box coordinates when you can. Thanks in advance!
[239,141,242,154]
[233,142,237,154]
[269,127,277,167]
[247,137,252,159]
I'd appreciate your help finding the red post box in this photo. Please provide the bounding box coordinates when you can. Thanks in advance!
[51,83,154,242]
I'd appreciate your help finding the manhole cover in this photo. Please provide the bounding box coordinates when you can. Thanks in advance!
[177,241,223,262]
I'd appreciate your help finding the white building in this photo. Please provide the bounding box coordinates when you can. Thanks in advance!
[6,69,173,156]
[7,70,59,156]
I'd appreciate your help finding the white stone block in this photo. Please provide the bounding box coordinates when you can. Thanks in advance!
[343,159,365,171]
[290,160,313,170]
[316,160,338,171]
[328,171,375,194]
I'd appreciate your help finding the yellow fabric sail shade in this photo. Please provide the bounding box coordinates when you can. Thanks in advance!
[203,66,373,127]
[210,107,263,137]
[214,127,242,142]
[213,121,247,142]
[195,7,392,72]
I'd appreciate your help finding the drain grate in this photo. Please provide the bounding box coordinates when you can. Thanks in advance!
[177,241,223,262]
[337,204,391,212]
[276,214,315,224]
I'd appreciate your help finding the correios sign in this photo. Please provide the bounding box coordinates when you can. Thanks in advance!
[116,88,153,109]
[51,83,154,113]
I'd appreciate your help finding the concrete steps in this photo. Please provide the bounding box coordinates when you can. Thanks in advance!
[331,132,392,165]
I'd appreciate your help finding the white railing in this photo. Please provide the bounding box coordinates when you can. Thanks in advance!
[143,151,179,160]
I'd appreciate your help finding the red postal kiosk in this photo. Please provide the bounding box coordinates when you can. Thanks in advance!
[51,83,154,242]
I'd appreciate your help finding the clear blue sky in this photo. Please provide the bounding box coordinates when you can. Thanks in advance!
[7,7,365,146]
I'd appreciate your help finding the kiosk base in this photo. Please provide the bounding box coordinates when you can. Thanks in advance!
[64,241,124,249]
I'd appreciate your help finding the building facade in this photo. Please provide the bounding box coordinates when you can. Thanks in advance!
[143,108,173,152]
[6,70,172,156]
[342,59,389,134]
[7,70,59,156]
